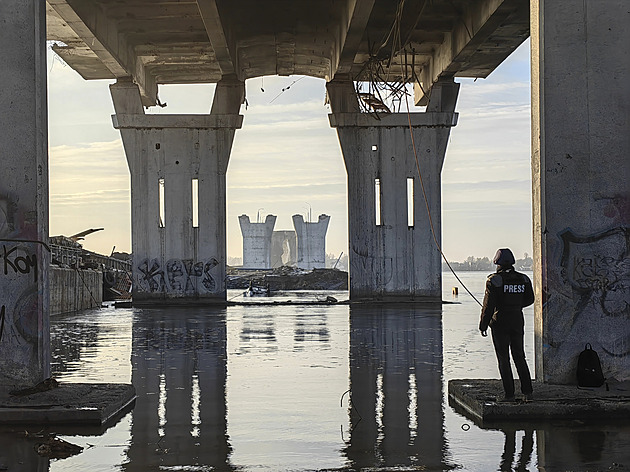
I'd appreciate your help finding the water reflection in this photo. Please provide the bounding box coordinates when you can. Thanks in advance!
[499,428,534,471]
[537,423,630,471]
[123,308,232,471]
[294,311,329,346]
[50,317,100,376]
[0,283,623,471]
[239,307,276,351]
[345,304,448,470]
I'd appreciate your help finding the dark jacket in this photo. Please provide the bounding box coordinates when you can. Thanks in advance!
[479,266,534,332]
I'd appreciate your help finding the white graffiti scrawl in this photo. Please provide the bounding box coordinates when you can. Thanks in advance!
[137,257,220,295]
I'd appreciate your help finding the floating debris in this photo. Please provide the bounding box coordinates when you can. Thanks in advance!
[34,436,84,459]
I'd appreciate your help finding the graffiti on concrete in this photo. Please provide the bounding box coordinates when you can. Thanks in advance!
[0,188,48,382]
[2,244,38,281]
[0,243,43,348]
[0,305,5,342]
[559,226,630,360]
[1,286,39,346]
[137,257,220,295]
[560,227,630,319]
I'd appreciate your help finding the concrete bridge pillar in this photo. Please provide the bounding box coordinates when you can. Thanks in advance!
[292,214,330,270]
[0,0,50,387]
[532,1,630,382]
[111,77,243,304]
[328,79,459,301]
[239,214,277,269]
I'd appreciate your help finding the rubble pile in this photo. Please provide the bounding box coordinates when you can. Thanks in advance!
[227,266,348,290]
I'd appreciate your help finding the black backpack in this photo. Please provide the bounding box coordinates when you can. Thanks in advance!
[577,343,605,387]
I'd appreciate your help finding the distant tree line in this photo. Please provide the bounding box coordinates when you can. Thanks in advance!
[443,253,533,271]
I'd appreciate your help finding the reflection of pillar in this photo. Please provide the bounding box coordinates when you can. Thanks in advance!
[238,214,276,269]
[163,347,194,465]
[240,307,277,349]
[531,2,630,382]
[345,305,445,469]
[125,309,230,471]
[294,312,329,347]
[292,214,330,269]
[0,0,50,387]
[111,77,243,305]
[328,78,458,301]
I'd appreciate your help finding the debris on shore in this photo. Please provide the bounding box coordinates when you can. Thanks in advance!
[227,266,348,291]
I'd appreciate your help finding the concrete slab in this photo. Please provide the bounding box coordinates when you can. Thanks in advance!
[449,379,630,426]
[0,383,135,425]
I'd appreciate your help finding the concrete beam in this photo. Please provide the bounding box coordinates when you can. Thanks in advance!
[414,0,528,105]
[334,0,376,77]
[46,3,115,80]
[47,0,127,77]
[197,0,237,76]
[48,0,158,106]
[0,0,50,387]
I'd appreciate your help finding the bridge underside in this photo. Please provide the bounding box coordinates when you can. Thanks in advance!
[46,0,529,105]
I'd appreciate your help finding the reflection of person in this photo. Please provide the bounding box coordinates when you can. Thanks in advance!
[500,428,534,471]
[479,248,535,401]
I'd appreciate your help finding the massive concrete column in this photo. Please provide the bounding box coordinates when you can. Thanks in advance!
[238,214,276,269]
[328,79,459,301]
[111,77,243,304]
[532,1,630,383]
[292,214,330,270]
[0,0,50,386]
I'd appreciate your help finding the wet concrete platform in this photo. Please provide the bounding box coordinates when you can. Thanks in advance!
[449,379,630,425]
[0,383,136,425]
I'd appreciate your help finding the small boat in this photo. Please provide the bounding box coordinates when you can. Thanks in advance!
[245,282,271,297]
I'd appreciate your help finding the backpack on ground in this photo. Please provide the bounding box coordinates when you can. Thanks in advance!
[577,343,605,387]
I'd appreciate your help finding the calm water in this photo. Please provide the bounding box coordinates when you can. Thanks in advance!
[2,272,629,471]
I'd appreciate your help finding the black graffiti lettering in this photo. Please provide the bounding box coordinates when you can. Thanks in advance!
[0,305,5,342]
[2,245,38,282]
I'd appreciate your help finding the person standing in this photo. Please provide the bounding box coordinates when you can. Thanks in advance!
[479,248,535,401]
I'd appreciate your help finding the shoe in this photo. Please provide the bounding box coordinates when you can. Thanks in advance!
[523,393,533,402]
[499,396,516,403]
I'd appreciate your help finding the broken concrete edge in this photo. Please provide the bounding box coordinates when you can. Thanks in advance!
[448,379,630,427]
[0,383,136,426]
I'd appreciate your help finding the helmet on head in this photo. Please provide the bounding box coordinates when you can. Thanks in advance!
[493,248,515,267]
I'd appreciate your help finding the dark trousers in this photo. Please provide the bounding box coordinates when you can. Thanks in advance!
[491,327,533,397]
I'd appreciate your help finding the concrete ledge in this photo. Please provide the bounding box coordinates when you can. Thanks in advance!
[112,113,243,129]
[328,112,458,128]
[0,383,136,425]
[448,379,630,425]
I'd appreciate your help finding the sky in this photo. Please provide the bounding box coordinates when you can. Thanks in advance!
[47,39,532,263]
